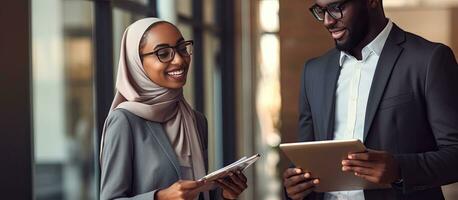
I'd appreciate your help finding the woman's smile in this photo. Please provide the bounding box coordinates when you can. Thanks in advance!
[165,68,187,81]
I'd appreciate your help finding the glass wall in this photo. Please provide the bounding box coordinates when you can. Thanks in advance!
[32,1,148,199]
[112,7,146,79]
[203,30,222,171]
[32,0,95,199]
[256,0,282,199]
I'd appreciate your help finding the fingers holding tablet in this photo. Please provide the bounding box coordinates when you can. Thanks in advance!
[341,149,400,184]
[283,168,319,200]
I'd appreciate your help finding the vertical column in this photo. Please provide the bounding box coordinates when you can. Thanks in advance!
[148,0,157,17]
[193,0,205,113]
[93,1,114,199]
[234,0,257,198]
[216,0,237,166]
[0,1,33,199]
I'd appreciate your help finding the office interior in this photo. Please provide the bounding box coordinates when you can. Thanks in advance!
[1,0,458,199]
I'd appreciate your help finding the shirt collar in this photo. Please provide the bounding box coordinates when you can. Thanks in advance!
[339,20,393,66]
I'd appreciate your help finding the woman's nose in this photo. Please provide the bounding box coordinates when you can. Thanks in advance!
[171,50,185,65]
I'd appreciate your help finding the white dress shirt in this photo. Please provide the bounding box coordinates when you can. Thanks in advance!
[323,20,393,200]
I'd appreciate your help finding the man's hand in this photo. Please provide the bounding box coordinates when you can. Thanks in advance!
[283,168,319,200]
[342,149,400,184]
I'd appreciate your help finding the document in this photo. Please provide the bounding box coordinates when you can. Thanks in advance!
[198,153,260,182]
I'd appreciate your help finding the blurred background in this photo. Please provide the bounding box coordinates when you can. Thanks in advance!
[1,0,458,199]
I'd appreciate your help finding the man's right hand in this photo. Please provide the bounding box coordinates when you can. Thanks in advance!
[156,180,205,200]
[283,168,320,200]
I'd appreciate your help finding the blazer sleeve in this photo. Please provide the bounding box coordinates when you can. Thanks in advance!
[394,44,458,192]
[100,110,158,200]
[298,61,316,143]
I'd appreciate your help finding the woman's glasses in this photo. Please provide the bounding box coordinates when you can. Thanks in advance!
[141,40,194,63]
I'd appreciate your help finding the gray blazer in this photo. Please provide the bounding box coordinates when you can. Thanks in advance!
[100,108,216,200]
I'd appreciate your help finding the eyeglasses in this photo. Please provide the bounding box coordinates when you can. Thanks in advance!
[140,40,194,63]
[309,0,353,21]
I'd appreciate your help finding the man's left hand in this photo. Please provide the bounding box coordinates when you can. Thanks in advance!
[341,149,400,184]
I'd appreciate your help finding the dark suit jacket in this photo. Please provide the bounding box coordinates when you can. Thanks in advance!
[295,24,458,200]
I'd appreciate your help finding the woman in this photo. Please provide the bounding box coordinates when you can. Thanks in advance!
[100,18,247,200]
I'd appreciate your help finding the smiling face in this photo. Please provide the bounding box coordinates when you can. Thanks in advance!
[139,22,191,89]
[315,0,370,51]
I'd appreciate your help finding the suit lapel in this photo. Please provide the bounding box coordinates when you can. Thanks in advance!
[323,50,341,140]
[146,122,181,178]
[363,25,406,141]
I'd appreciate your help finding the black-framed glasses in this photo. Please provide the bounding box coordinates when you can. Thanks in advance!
[309,0,353,21]
[140,40,194,63]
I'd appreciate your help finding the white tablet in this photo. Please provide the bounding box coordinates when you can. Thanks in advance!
[198,154,260,182]
[280,139,390,192]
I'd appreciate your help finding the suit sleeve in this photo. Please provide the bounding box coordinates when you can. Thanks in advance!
[394,44,458,192]
[298,62,316,142]
[100,111,158,200]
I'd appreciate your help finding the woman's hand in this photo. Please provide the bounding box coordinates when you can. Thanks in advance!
[215,170,248,199]
[156,180,204,200]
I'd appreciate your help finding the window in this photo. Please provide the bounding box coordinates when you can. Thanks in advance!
[32,1,95,199]
[256,0,282,199]
[33,1,153,199]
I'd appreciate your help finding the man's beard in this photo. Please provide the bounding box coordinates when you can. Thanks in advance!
[335,14,369,52]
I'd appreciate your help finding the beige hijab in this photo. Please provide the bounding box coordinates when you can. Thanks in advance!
[100,18,206,185]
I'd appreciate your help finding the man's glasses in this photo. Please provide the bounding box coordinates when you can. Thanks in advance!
[309,0,352,21]
[141,40,194,63]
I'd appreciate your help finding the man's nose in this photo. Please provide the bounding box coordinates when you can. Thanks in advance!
[323,12,337,28]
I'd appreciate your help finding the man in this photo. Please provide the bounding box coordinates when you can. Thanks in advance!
[283,0,458,200]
